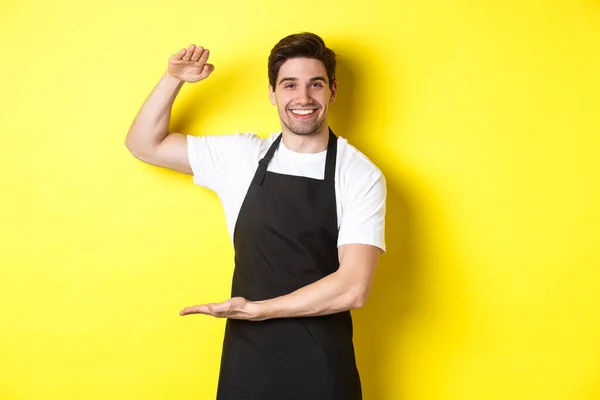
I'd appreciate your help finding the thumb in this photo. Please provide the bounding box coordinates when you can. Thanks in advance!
[210,301,230,313]
[201,64,215,77]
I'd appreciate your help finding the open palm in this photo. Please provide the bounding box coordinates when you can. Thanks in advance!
[167,44,215,83]
[180,297,260,320]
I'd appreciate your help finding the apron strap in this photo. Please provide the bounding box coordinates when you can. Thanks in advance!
[252,133,282,186]
[324,128,338,183]
[251,129,338,186]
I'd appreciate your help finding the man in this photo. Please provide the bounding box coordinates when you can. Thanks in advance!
[125,32,386,400]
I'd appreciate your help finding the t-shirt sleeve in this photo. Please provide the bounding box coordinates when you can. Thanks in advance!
[338,169,387,253]
[186,132,259,192]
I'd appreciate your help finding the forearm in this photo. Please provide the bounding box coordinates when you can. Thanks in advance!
[125,70,185,157]
[251,271,365,320]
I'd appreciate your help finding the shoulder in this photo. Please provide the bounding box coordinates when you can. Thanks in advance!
[336,137,386,195]
[335,137,387,253]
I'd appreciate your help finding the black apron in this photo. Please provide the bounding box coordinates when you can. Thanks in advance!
[216,129,362,399]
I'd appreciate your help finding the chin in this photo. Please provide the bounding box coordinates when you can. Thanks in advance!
[283,119,325,137]
[290,129,318,136]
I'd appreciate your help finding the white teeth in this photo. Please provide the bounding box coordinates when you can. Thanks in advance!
[291,109,315,115]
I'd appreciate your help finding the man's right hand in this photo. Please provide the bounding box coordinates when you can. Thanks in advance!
[167,44,215,83]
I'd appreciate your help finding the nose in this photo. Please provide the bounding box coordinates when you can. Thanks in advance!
[297,87,311,105]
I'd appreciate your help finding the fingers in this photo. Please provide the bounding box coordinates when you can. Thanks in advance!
[180,302,228,316]
[182,44,196,61]
[180,304,211,316]
[172,44,210,66]
[197,48,209,64]
[191,46,206,62]
[180,299,236,317]
[172,48,186,61]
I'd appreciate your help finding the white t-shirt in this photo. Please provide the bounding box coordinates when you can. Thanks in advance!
[186,132,386,253]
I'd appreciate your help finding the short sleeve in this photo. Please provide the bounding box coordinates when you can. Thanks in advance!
[338,170,387,253]
[186,133,260,192]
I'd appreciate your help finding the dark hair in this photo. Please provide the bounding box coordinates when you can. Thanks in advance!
[268,32,336,89]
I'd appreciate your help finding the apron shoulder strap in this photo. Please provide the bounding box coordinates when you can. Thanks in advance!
[251,129,338,186]
[251,133,282,186]
[324,128,338,183]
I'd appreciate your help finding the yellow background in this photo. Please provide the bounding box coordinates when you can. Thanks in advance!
[1,0,599,399]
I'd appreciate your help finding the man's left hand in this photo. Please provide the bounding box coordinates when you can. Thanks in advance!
[180,297,261,320]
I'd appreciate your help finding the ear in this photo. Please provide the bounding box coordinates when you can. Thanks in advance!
[329,80,338,104]
[269,84,276,105]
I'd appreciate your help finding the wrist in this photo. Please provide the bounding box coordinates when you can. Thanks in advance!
[248,300,271,321]
[163,69,185,86]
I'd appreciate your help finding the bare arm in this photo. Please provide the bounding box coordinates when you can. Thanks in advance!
[180,243,382,320]
[252,244,381,319]
[124,44,215,174]
[125,71,189,172]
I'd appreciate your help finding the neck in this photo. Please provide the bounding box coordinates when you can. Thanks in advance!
[280,124,330,154]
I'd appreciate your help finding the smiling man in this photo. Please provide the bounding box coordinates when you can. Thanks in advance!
[125,32,386,399]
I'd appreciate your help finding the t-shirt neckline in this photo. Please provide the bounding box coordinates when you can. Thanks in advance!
[277,133,328,160]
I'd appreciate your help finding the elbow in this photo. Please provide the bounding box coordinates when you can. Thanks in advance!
[124,134,152,163]
[347,288,369,310]
[124,134,137,156]
[124,134,139,156]
[350,296,367,310]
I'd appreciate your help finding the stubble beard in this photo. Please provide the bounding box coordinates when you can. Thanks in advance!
[280,108,326,136]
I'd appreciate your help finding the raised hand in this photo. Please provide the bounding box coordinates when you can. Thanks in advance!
[167,44,215,83]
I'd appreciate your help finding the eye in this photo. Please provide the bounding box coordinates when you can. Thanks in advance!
[311,82,323,88]
[284,83,295,88]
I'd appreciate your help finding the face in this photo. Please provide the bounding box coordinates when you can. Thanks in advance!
[269,57,337,136]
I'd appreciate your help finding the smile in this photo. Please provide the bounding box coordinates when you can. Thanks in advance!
[290,109,316,115]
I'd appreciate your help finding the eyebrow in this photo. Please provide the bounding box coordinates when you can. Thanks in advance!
[278,76,327,85]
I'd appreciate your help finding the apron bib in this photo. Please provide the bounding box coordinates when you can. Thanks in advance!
[216,129,361,400]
